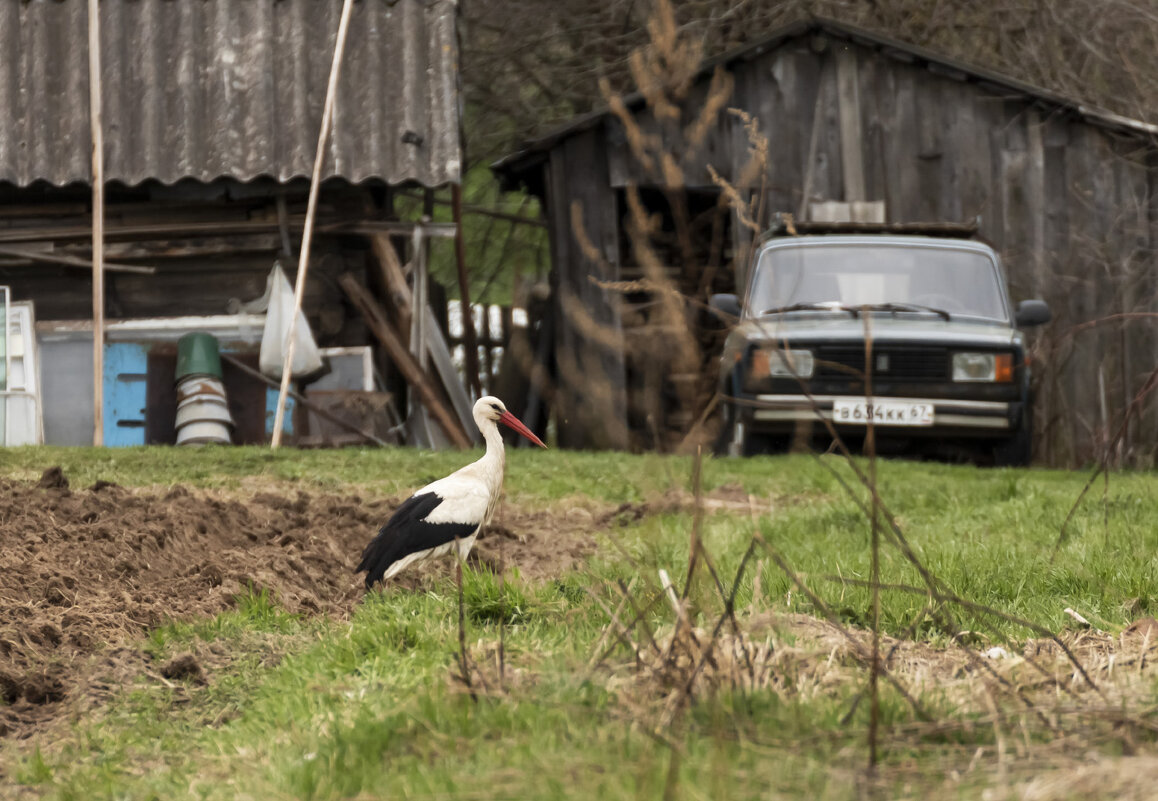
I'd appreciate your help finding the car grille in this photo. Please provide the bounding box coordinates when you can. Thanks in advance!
[814,345,950,381]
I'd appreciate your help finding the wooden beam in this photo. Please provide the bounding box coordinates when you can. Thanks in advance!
[82,235,282,260]
[0,245,155,275]
[368,234,413,339]
[88,0,104,447]
[339,273,472,450]
[0,219,456,246]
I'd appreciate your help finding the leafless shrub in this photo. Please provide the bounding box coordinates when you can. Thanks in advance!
[557,5,1158,787]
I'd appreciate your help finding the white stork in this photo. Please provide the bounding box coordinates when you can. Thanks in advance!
[357,396,546,588]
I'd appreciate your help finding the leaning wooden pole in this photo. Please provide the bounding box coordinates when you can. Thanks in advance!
[271,0,355,448]
[88,0,104,446]
[452,184,483,397]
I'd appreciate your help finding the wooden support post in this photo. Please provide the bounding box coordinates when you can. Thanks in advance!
[271,0,355,448]
[88,0,104,446]
[340,273,472,450]
[452,184,483,397]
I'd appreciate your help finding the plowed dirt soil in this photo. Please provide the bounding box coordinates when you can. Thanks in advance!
[0,466,623,740]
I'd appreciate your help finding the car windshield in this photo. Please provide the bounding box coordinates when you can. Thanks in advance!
[747,242,1008,321]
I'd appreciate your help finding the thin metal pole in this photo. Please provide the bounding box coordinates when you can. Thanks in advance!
[88,0,104,446]
[271,0,355,448]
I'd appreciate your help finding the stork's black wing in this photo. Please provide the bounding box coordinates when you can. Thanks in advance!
[356,492,478,588]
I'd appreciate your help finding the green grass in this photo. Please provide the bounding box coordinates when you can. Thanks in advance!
[4,446,1158,799]
[1,444,687,503]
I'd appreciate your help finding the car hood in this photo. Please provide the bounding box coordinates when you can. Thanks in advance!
[732,313,1022,348]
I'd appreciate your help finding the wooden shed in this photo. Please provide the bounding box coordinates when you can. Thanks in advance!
[494,18,1158,466]
[0,0,462,447]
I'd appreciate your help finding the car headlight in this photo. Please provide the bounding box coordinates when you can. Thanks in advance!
[751,348,814,379]
[952,352,1013,382]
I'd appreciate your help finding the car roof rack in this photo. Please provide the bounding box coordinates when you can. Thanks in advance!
[763,214,981,240]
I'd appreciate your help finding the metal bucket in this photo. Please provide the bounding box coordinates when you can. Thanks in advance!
[176,375,228,403]
[175,373,233,445]
[176,419,232,446]
[176,332,224,380]
[176,398,233,426]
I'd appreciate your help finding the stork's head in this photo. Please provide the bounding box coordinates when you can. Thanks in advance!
[473,396,547,448]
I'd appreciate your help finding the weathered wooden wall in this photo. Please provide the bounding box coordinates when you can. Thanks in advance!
[518,28,1158,465]
[545,128,629,450]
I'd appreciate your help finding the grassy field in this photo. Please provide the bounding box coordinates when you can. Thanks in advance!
[3,445,1158,800]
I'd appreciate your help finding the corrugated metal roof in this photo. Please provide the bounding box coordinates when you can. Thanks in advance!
[494,17,1158,183]
[0,0,461,188]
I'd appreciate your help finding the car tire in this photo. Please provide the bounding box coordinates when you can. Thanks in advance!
[993,404,1033,467]
[713,402,738,457]
[742,432,783,457]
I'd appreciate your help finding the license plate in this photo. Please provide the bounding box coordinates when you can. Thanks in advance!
[832,399,934,426]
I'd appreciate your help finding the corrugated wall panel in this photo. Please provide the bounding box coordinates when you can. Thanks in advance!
[0,0,461,188]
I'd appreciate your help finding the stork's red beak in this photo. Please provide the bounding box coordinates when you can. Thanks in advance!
[499,410,547,448]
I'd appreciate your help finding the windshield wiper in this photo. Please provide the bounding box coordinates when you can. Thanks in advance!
[759,302,860,317]
[863,302,952,321]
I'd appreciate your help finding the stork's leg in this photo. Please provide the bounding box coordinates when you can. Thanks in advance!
[455,547,471,690]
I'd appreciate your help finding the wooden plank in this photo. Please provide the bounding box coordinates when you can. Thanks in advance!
[421,303,479,444]
[1025,108,1047,296]
[787,48,824,218]
[1063,125,1100,463]
[998,105,1031,293]
[936,82,965,223]
[835,46,866,203]
[889,66,919,221]
[0,245,155,275]
[69,234,282,260]
[1038,119,1071,466]
[816,52,843,205]
[553,127,628,450]
[1114,152,1150,457]
[0,217,454,245]
[854,51,885,207]
[913,74,943,222]
[956,91,990,225]
[368,233,413,339]
[339,273,471,449]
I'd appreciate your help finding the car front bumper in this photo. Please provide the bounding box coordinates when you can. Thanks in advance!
[749,393,1013,433]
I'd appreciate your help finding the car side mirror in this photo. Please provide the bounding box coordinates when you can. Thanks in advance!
[1015,299,1051,328]
[709,293,742,321]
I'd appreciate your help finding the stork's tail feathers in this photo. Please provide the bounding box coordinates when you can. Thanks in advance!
[356,526,396,589]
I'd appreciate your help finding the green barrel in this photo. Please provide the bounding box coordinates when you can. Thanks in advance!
[176,332,223,380]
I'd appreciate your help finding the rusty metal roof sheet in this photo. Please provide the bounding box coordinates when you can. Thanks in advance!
[0,0,462,188]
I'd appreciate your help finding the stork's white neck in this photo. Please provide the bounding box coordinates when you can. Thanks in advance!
[480,418,506,467]
[475,415,507,484]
